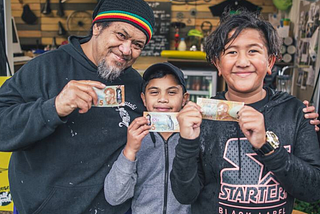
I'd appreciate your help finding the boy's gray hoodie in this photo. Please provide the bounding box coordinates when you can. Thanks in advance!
[104,132,191,214]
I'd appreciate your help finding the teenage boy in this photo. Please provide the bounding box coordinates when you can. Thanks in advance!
[171,11,320,214]
[104,62,202,214]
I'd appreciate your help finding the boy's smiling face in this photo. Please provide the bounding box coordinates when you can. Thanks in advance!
[214,28,276,97]
[141,74,189,112]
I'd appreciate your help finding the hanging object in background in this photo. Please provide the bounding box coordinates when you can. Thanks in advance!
[51,37,57,50]
[170,22,186,50]
[42,0,52,15]
[58,21,67,36]
[67,11,92,36]
[209,0,262,17]
[19,0,37,25]
[21,4,38,24]
[272,0,292,11]
[57,0,65,17]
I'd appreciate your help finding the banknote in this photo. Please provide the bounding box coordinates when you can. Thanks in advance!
[93,85,125,107]
[143,112,180,132]
[197,98,244,121]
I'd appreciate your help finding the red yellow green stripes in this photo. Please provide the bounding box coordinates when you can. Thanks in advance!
[93,10,153,42]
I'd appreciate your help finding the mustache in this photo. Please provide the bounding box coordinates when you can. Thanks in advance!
[109,49,131,61]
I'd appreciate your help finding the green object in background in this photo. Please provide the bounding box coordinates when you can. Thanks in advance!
[272,0,292,11]
[187,29,203,38]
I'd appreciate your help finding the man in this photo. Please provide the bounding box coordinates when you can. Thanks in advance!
[0,0,154,213]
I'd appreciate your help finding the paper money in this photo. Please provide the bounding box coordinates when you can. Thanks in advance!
[197,98,244,121]
[143,112,180,132]
[93,85,125,107]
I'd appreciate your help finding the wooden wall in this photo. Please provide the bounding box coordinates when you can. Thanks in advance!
[11,0,277,48]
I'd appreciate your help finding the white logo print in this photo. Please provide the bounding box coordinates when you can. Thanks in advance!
[116,107,130,127]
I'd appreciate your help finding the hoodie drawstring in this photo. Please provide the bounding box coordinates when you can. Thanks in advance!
[150,132,156,147]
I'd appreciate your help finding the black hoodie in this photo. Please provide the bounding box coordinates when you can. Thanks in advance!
[0,36,145,214]
[171,87,320,214]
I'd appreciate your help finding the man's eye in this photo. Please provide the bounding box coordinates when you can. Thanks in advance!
[249,49,259,53]
[149,91,158,95]
[133,43,144,50]
[117,32,126,39]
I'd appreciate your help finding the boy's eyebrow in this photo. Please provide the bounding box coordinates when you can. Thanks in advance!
[147,85,181,90]
[225,43,264,50]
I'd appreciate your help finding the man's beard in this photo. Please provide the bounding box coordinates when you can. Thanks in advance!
[97,58,125,81]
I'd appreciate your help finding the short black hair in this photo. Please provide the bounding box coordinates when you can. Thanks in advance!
[142,69,186,94]
[205,9,281,64]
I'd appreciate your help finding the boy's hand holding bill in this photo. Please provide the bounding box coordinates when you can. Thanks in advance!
[177,101,202,140]
[237,105,266,149]
[123,117,150,161]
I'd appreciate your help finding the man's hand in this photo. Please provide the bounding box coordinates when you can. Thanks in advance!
[177,101,202,140]
[238,106,266,149]
[123,117,150,161]
[303,100,320,131]
[55,80,106,117]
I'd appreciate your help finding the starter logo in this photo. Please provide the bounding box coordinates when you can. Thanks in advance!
[219,138,291,214]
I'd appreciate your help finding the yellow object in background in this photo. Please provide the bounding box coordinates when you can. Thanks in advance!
[0,77,13,211]
[0,76,11,87]
[0,152,12,211]
[161,50,206,60]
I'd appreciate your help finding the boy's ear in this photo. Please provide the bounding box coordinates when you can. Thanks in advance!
[182,92,190,107]
[141,92,147,107]
[267,55,277,75]
[212,58,222,76]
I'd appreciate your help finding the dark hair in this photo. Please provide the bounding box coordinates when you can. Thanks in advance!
[205,9,281,64]
[142,69,186,93]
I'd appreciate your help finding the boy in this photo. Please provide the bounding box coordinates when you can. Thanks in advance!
[104,62,202,214]
[171,11,320,214]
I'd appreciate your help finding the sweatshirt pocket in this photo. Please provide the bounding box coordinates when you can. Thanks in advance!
[32,184,103,214]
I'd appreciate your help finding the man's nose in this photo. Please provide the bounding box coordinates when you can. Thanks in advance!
[158,94,169,103]
[119,41,132,55]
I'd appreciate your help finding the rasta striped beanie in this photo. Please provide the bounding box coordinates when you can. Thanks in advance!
[92,0,155,44]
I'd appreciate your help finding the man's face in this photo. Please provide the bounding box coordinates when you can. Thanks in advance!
[214,28,275,96]
[92,22,147,81]
[141,74,189,113]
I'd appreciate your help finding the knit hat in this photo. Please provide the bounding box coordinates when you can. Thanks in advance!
[92,0,155,44]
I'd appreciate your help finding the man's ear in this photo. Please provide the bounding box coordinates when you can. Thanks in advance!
[92,23,101,36]
[267,55,277,75]
[141,92,147,107]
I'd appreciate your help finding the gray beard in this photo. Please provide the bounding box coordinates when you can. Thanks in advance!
[97,59,123,81]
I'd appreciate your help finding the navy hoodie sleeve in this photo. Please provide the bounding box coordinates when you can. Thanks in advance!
[0,56,65,151]
[261,104,320,202]
[170,136,204,204]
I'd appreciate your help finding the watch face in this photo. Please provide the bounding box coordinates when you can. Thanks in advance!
[266,131,280,148]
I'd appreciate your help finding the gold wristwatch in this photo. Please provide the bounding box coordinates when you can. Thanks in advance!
[254,131,280,156]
